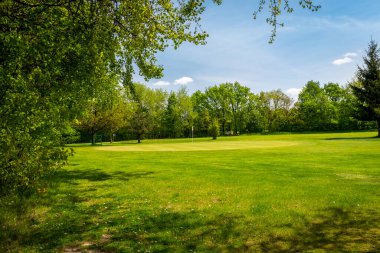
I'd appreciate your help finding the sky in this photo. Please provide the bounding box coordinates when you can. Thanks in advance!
[133,0,380,99]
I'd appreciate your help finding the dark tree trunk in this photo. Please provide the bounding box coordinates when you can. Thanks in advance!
[91,129,96,145]
[137,133,141,143]
[377,118,380,137]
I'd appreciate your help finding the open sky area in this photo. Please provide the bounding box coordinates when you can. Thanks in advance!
[133,0,380,99]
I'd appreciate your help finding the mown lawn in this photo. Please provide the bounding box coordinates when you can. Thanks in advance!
[1,132,380,252]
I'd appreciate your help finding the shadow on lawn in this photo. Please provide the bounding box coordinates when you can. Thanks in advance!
[1,168,380,252]
[52,168,154,184]
[260,207,380,252]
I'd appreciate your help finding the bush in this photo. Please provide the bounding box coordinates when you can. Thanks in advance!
[208,119,220,140]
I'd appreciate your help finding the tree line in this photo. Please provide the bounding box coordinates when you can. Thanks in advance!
[71,79,376,144]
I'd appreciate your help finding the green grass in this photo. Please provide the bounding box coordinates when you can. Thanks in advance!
[1,132,380,252]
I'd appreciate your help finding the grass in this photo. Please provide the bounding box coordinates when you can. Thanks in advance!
[1,132,380,252]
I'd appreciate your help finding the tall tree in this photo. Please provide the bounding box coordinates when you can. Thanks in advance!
[296,81,335,131]
[204,85,231,135]
[223,82,251,134]
[258,90,292,132]
[164,88,193,138]
[191,90,211,137]
[127,84,164,143]
[351,40,380,137]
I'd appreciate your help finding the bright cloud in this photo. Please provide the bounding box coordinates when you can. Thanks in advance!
[174,77,194,85]
[344,52,358,58]
[333,52,358,65]
[333,57,353,65]
[285,88,302,100]
[153,81,170,86]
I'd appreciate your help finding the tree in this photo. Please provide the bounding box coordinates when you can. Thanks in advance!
[204,85,231,135]
[165,92,180,138]
[191,91,211,137]
[127,84,157,143]
[0,0,210,195]
[74,86,127,144]
[164,88,194,138]
[208,118,220,140]
[296,81,335,131]
[257,90,293,132]
[223,82,251,135]
[351,40,380,137]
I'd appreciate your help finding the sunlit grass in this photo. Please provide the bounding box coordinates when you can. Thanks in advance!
[1,131,380,252]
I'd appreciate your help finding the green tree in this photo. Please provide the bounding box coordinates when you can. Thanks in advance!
[323,83,361,130]
[0,0,210,195]
[165,92,180,138]
[351,40,380,137]
[204,85,231,135]
[127,84,165,143]
[164,88,194,138]
[296,81,335,131]
[223,82,251,135]
[208,118,220,140]
[257,90,292,132]
[191,91,211,137]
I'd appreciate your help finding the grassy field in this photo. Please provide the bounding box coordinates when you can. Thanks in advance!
[1,132,380,252]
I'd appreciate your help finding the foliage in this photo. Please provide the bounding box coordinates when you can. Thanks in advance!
[252,0,321,43]
[0,84,73,195]
[0,0,211,195]
[208,118,220,140]
[352,40,380,137]
[71,80,375,143]
[126,83,167,143]
[257,89,293,132]
[296,81,336,131]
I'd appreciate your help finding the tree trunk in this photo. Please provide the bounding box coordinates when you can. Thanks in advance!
[91,129,96,145]
[137,133,141,143]
[378,118,380,137]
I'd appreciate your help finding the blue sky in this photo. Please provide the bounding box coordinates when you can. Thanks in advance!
[134,0,380,99]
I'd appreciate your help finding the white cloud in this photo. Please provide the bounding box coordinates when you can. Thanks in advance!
[285,88,302,100]
[153,81,170,86]
[332,52,358,65]
[344,52,358,58]
[174,77,194,85]
[333,57,353,65]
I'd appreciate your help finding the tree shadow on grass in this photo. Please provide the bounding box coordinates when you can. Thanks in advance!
[51,169,154,185]
[105,211,249,252]
[260,207,380,252]
[0,169,155,252]
[2,167,380,252]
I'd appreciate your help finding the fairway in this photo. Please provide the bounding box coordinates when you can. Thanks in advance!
[1,132,380,252]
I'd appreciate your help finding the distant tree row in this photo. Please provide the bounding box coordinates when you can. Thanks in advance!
[71,80,377,144]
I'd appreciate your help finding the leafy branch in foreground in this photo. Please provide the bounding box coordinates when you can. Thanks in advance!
[252,0,321,43]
